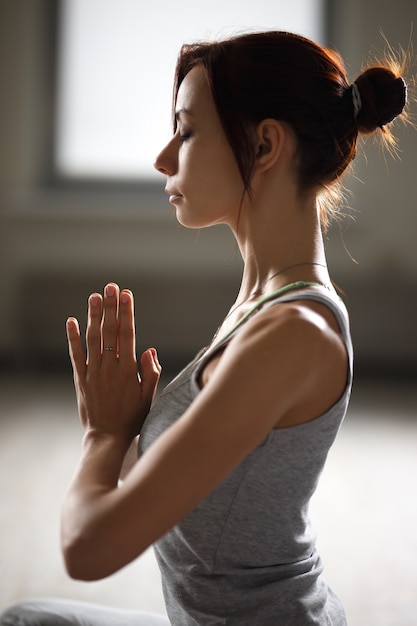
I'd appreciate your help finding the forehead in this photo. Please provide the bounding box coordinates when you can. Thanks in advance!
[176,65,212,114]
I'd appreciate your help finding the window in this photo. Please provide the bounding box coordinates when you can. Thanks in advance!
[56,0,325,181]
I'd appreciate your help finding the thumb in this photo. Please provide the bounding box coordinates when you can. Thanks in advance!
[140,348,162,403]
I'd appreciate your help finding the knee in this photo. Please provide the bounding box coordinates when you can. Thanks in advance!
[0,599,63,626]
[0,601,23,626]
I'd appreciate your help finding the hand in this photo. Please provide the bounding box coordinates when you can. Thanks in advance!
[66,283,161,444]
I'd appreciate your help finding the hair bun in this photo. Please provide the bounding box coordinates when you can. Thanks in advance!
[354,67,407,133]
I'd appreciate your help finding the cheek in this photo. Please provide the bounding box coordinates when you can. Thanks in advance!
[180,141,244,202]
[216,158,245,204]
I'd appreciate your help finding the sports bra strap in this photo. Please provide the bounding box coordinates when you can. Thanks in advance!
[211,281,326,351]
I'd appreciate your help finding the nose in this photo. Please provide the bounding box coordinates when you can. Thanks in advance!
[154,136,177,176]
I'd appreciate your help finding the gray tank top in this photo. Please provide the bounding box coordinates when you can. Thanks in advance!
[139,285,352,625]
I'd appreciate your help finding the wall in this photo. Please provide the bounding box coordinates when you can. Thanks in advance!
[0,0,416,377]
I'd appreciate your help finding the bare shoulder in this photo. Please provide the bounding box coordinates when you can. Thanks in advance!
[202,298,349,427]
[236,296,343,341]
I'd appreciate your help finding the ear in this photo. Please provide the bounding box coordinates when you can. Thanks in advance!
[254,119,287,173]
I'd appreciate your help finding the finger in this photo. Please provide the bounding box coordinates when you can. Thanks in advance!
[66,317,86,379]
[118,290,136,364]
[86,293,103,367]
[102,283,119,356]
[140,349,162,411]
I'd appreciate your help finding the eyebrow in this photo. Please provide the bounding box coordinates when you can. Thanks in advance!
[175,107,194,120]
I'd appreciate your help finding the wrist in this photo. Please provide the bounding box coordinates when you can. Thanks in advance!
[81,429,133,470]
[73,430,133,495]
[83,428,132,449]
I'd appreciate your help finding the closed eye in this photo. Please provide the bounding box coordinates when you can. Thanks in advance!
[180,131,192,142]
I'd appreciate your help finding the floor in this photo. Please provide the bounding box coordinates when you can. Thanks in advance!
[0,374,416,625]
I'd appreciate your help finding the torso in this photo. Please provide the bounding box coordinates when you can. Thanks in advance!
[138,285,352,625]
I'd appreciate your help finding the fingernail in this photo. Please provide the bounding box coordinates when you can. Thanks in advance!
[149,348,158,362]
[90,294,100,307]
[120,291,129,304]
[106,284,115,297]
[66,317,77,330]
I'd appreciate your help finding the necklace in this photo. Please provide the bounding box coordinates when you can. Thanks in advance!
[224,261,327,322]
[209,262,327,348]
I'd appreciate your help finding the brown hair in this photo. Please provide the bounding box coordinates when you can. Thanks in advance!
[173,31,408,229]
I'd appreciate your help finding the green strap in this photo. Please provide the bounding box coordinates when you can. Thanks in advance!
[212,280,324,349]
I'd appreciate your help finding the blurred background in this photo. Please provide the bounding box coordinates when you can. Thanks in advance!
[0,1,416,624]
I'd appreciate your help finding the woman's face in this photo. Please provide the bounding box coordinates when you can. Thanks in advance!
[154,66,245,229]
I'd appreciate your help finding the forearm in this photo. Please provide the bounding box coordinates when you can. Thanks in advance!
[61,431,131,579]
[119,435,140,481]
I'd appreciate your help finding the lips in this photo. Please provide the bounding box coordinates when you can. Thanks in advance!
[166,189,183,204]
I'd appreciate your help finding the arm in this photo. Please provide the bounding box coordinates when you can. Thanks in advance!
[62,285,347,581]
[119,436,140,482]
[62,283,162,577]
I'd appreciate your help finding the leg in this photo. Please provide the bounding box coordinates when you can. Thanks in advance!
[0,598,170,626]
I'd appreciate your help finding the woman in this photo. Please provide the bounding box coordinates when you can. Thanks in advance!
[1,31,408,625]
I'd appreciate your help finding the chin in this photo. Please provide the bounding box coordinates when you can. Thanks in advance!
[175,210,215,230]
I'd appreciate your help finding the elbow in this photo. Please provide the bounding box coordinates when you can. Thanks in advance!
[64,559,94,582]
[61,526,112,581]
[62,535,100,581]
[61,523,134,581]
[61,500,114,581]
[60,497,146,580]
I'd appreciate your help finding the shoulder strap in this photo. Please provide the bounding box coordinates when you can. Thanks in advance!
[210,281,324,352]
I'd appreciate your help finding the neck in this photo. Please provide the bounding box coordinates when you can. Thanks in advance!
[213,257,329,346]
[212,184,332,345]
[233,195,329,303]
[250,261,327,297]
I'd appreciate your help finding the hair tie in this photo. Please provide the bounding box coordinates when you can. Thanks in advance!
[351,82,362,119]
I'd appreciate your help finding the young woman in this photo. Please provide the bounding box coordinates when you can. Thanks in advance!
[1,30,408,626]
